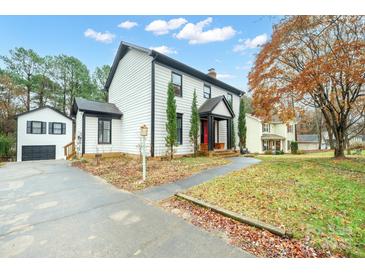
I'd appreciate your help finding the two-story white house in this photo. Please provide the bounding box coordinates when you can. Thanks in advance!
[71,41,242,158]
[245,114,296,153]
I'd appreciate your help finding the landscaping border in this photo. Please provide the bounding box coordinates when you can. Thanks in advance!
[175,192,292,238]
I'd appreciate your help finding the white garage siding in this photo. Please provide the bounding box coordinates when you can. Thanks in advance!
[108,48,152,156]
[16,107,73,161]
[154,63,240,157]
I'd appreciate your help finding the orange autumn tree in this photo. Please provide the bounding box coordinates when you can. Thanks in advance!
[249,16,365,158]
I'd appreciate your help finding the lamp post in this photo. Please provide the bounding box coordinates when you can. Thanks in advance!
[140,124,148,181]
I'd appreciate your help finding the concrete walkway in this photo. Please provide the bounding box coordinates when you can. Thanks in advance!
[137,157,261,201]
[0,160,253,257]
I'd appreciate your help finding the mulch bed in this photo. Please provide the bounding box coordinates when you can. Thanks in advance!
[160,197,342,258]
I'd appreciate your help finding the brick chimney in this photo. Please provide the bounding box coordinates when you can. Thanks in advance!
[208,68,217,78]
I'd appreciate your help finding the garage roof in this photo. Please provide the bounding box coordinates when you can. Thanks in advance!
[72,97,123,118]
[16,106,73,120]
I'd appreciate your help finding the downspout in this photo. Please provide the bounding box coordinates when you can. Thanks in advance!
[150,54,158,157]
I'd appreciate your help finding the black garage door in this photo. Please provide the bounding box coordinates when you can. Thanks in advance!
[22,145,56,161]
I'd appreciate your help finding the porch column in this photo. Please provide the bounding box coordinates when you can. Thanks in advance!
[208,115,214,151]
[227,118,232,149]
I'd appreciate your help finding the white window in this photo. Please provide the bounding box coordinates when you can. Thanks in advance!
[26,121,46,134]
[262,123,270,133]
[203,85,211,99]
[287,124,293,133]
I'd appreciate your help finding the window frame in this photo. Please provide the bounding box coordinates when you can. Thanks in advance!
[203,84,211,99]
[27,120,46,134]
[176,113,183,145]
[262,123,270,133]
[287,124,293,133]
[171,72,183,97]
[226,93,233,106]
[98,118,112,145]
[49,122,66,135]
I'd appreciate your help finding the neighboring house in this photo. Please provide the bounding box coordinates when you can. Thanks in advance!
[297,134,327,151]
[71,41,242,158]
[16,106,73,161]
[245,114,296,153]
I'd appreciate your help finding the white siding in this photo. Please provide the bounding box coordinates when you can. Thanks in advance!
[245,114,296,153]
[245,115,263,153]
[17,108,73,161]
[154,63,240,156]
[84,116,122,154]
[108,48,152,156]
[75,110,83,155]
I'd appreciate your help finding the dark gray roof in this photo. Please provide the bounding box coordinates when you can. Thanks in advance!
[72,97,122,117]
[198,96,235,118]
[105,41,244,96]
[297,134,320,143]
[16,106,73,120]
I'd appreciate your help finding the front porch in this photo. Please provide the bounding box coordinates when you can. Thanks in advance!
[198,95,235,154]
[261,134,285,152]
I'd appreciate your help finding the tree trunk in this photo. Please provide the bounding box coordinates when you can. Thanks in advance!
[26,86,31,111]
[333,127,346,158]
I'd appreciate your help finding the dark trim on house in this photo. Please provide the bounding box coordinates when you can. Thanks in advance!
[97,118,112,145]
[151,57,156,157]
[227,118,232,149]
[171,71,183,97]
[198,95,235,119]
[16,106,73,121]
[105,41,244,97]
[80,111,122,119]
[82,113,85,155]
[177,113,183,145]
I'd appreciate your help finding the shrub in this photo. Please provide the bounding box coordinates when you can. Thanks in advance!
[275,150,284,155]
[0,135,14,157]
[290,141,299,154]
[264,150,273,155]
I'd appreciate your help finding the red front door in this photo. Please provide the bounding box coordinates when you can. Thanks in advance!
[203,120,208,144]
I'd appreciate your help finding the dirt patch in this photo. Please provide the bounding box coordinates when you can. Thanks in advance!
[160,197,342,258]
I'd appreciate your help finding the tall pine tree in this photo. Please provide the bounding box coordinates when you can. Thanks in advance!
[165,82,177,159]
[189,89,199,157]
[238,98,247,150]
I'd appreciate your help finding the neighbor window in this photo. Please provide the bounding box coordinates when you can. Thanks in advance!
[262,123,270,133]
[287,124,293,133]
[287,141,291,150]
[171,72,182,97]
[49,122,66,135]
[176,113,183,145]
[203,85,211,99]
[26,121,46,134]
[262,140,269,151]
[98,118,112,144]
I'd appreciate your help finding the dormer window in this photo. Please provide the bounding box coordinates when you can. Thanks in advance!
[262,123,270,133]
[171,72,182,97]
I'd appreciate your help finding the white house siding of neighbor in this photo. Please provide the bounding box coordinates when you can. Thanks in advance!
[245,114,296,154]
[16,106,73,161]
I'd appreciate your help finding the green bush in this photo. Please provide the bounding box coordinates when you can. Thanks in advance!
[0,135,14,157]
[264,150,273,155]
[275,150,284,155]
[290,141,299,154]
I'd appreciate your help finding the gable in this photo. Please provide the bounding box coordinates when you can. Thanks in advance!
[212,100,233,118]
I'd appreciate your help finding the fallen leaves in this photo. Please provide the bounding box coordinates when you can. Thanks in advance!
[161,197,341,258]
[72,155,229,192]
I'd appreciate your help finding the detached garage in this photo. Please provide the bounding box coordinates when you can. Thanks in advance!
[16,106,73,161]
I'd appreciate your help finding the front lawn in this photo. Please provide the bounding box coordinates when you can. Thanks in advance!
[185,152,365,257]
[73,155,230,191]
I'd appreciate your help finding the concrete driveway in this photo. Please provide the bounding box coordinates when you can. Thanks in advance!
[0,160,252,258]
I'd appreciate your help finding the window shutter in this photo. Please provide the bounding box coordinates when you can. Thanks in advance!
[49,122,53,134]
[62,123,66,134]
[27,121,32,133]
[42,122,47,134]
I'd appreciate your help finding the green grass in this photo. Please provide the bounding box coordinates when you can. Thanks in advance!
[187,152,365,257]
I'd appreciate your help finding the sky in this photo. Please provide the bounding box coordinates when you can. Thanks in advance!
[0,16,281,91]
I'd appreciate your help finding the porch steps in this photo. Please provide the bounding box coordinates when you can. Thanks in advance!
[211,150,240,158]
